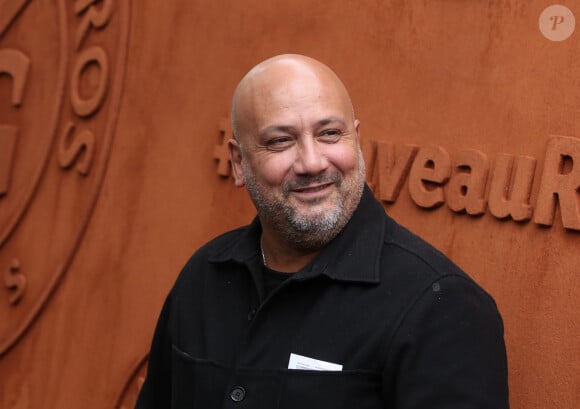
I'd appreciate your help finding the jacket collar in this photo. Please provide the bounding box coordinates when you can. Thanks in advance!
[208,184,386,284]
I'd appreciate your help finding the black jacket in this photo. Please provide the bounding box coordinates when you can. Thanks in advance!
[136,185,509,408]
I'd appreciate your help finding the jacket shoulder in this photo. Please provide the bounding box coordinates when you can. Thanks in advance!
[380,215,492,299]
[172,223,253,288]
[383,216,465,277]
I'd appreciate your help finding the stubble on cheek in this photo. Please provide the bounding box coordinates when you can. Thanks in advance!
[241,150,366,250]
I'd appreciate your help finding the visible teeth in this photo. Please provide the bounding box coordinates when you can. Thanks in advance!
[297,184,328,192]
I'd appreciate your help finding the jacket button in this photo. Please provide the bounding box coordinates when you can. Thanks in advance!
[230,386,246,402]
[247,309,256,321]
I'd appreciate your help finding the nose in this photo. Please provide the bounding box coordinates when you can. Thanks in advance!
[293,137,329,175]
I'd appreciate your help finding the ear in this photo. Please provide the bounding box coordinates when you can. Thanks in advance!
[354,119,361,142]
[228,138,245,187]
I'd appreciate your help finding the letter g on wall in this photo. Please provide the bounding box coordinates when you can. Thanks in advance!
[0,0,131,356]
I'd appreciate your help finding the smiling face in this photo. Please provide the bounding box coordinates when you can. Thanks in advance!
[229,55,365,251]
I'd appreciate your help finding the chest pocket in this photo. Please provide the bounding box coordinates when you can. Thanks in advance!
[278,369,382,409]
[172,345,382,408]
[171,345,229,408]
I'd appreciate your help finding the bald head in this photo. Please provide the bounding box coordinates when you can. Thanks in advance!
[231,54,355,144]
[227,54,365,258]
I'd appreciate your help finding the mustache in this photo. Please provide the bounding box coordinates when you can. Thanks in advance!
[283,173,342,192]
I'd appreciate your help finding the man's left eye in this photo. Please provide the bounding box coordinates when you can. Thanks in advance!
[318,129,342,142]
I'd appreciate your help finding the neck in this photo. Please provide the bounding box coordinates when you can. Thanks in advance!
[260,229,320,273]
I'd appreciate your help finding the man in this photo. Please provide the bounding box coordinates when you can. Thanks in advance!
[136,54,509,408]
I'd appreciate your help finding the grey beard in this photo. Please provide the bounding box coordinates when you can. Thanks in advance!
[242,152,365,251]
[282,172,343,231]
[277,176,346,250]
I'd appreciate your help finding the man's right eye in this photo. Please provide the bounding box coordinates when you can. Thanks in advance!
[266,137,293,150]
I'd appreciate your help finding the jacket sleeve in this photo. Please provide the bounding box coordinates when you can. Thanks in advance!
[135,294,174,409]
[383,274,510,409]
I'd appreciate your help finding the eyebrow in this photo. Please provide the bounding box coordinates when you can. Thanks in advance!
[259,117,347,136]
[316,117,347,127]
[260,125,297,136]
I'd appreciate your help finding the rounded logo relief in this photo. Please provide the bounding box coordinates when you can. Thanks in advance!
[0,0,131,355]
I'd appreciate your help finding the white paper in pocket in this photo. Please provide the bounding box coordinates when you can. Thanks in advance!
[288,353,343,371]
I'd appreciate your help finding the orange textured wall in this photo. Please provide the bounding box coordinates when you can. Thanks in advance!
[0,1,579,408]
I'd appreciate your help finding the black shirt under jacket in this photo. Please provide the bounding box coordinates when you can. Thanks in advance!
[136,184,510,409]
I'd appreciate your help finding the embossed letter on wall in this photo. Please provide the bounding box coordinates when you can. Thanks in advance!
[365,135,580,231]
